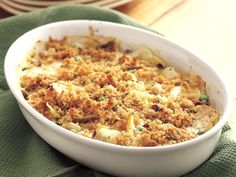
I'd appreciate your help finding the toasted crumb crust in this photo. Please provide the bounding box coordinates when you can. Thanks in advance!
[19,35,219,147]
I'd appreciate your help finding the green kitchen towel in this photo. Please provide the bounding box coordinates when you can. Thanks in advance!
[0,5,235,177]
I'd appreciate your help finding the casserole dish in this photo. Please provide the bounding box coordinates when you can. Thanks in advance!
[4,20,231,177]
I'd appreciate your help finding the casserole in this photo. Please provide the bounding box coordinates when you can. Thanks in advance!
[4,20,231,177]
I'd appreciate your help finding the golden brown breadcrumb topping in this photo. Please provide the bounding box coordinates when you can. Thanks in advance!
[19,35,219,147]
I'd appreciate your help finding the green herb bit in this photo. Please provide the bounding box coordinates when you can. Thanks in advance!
[128,70,135,74]
[22,67,28,71]
[98,96,106,101]
[199,95,209,102]
[137,127,144,131]
[74,56,82,61]
[197,131,206,135]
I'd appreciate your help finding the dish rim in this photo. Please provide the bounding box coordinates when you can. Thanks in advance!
[4,20,232,152]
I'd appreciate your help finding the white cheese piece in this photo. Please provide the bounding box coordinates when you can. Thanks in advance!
[161,67,179,79]
[155,83,162,90]
[131,47,153,59]
[22,61,63,77]
[157,95,168,103]
[191,105,218,134]
[52,82,69,94]
[128,81,145,91]
[131,47,165,66]
[52,81,85,95]
[127,116,136,133]
[128,89,155,105]
[46,103,60,118]
[186,127,199,134]
[63,122,81,132]
[94,127,121,144]
[130,73,137,82]
[171,86,181,98]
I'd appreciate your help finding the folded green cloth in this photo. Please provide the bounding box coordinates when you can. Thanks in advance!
[0,5,235,177]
